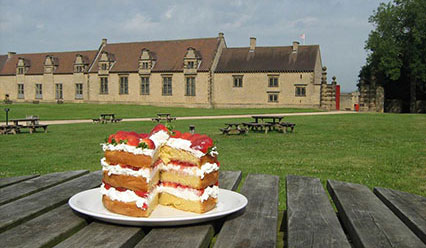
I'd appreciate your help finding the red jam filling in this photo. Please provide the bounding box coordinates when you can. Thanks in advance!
[169,160,198,167]
[102,181,148,198]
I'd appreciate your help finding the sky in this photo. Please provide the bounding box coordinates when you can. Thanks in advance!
[0,0,384,92]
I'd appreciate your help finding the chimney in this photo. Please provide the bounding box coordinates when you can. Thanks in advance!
[8,52,16,59]
[102,38,107,45]
[292,41,299,52]
[218,32,224,39]
[249,37,256,52]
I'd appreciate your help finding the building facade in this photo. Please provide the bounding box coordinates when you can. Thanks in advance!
[0,33,338,109]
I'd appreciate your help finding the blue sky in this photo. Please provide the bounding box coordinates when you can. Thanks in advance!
[0,0,383,92]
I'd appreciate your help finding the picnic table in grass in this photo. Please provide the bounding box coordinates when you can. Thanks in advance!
[243,115,295,134]
[1,116,48,134]
[220,122,247,135]
[92,113,122,124]
[152,113,176,123]
[1,171,424,247]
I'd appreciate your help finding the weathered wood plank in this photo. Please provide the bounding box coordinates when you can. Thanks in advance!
[0,170,88,205]
[134,170,242,248]
[0,170,102,233]
[374,187,426,244]
[286,175,350,248]
[214,174,279,248]
[327,180,425,248]
[0,204,89,248]
[54,221,144,248]
[0,174,40,188]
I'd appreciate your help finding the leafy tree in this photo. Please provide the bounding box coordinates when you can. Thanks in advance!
[362,0,426,112]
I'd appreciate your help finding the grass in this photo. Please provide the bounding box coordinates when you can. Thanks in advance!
[1,113,425,211]
[0,103,320,121]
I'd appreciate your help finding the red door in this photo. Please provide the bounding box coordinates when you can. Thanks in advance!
[336,85,340,110]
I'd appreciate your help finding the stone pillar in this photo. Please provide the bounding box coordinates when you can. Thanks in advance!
[320,66,328,109]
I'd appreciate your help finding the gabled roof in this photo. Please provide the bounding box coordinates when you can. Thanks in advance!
[215,45,319,73]
[0,55,8,72]
[0,50,98,75]
[90,37,220,73]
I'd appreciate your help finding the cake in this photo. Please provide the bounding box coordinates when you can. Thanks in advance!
[100,124,220,217]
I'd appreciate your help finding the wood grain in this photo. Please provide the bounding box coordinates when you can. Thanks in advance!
[286,175,350,248]
[0,174,39,188]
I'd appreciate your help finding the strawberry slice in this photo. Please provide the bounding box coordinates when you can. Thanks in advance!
[149,124,168,136]
[191,135,213,153]
[142,203,148,210]
[135,190,148,198]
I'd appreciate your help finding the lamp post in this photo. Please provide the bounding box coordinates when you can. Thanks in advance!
[4,108,10,125]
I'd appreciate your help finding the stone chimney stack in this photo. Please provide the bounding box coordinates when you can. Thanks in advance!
[249,37,256,52]
[102,38,107,45]
[292,41,299,52]
[8,52,16,59]
[218,32,224,39]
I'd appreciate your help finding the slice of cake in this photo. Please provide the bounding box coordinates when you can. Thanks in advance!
[100,124,220,217]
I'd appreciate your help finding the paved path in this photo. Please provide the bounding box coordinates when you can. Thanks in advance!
[19,110,355,125]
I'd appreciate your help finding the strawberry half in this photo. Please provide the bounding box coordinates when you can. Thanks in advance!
[190,135,213,153]
[171,130,182,138]
[149,124,168,136]
[114,131,129,143]
[141,138,155,149]
[127,134,140,146]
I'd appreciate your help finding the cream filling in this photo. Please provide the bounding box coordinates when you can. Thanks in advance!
[102,143,155,157]
[161,162,219,179]
[166,138,205,158]
[101,158,159,182]
[101,184,219,209]
[149,130,170,148]
[101,183,158,209]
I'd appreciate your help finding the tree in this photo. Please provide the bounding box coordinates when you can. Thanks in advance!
[363,0,426,112]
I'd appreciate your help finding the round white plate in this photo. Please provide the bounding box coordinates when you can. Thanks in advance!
[68,188,248,226]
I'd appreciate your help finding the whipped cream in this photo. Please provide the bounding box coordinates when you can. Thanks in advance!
[158,184,219,202]
[101,158,159,182]
[100,183,158,209]
[102,143,155,157]
[166,138,205,158]
[149,130,170,148]
[161,162,219,179]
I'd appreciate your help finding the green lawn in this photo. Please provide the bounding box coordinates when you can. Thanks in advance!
[1,113,425,211]
[0,103,320,121]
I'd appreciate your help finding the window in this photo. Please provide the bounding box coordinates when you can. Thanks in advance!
[119,76,128,95]
[35,84,43,99]
[185,77,196,96]
[18,67,24,74]
[101,63,107,70]
[100,77,108,94]
[268,93,278,102]
[300,74,303,79]
[162,76,172,96]
[233,76,243,87]
[295,86,306,97]
[55,83,63,99]
[75,83,83,99]
[140,76,150,95]
[269,77,278,87]
[187,61,194,69]
[76,65,84,73]
[18,84,24,99]
[142,62,149,69]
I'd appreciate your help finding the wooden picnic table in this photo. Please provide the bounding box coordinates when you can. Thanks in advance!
[93,113,122,124]
[220,123,247,135]
[244,115,295,134]
[7,117,48,134]
[152,113,176,123]
[0,171,424,247]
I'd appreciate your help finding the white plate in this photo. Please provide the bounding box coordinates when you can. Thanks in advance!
[68,188,248,226]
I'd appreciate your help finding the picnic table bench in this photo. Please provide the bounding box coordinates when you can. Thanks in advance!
[243,115,296,134]
[220,123,247,135]
[93,113,122,124]
[2,117,48,134]
[1,171,424,247]
[152,113,176,123]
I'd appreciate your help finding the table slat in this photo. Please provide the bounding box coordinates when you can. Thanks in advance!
[0,174,40,188]
[374,187,426,244]
[54,221,144,248]
[214,174,279,248]
[0,170,88,205]
[0,204,89,248]
[0,171,102,233]
[327,180,425,248]
[286,175,350,248]
[134,170,242,248]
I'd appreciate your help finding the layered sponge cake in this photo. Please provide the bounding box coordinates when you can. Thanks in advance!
[100,124,219,217]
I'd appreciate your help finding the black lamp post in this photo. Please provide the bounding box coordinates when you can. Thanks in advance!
[4,108,9,125]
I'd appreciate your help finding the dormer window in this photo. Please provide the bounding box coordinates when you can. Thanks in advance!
[139,49,155,74]
[44,55,58,74]
[74,54,88,73]
[184,47,201,74]
[16,57,30,75]
[98,51,115,74]
[76,65,84,73]
[101,63,107,70]
[142,62,149,69]
[187,61,195,69]
[18,67,24,74]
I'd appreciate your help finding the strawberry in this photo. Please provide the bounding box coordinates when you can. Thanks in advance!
[107,134,115,144]
[171,130,182,138]
[140,138,155,149]
[191,135,213,153]
[127,135,140,146]
[149,124,168,136]
[181,132,192,140]
[128,131,139,137]
[142,203,148,210]
[190,133,201,142]
[135,190,148,198]
[138,133,149,139]
[114,131,128,143]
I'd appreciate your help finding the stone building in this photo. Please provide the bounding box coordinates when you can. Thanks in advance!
[0,33,338,109]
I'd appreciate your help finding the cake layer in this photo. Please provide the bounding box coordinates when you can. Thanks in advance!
[102,194,158,217]
[160,145,217,167]
[102,170,160,192]
[105,150,154,168]
[159,192,217,213]
[160,170,218,190]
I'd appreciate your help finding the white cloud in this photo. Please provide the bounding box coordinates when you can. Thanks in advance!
[120,13,159,32]
[164,6,176,20]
